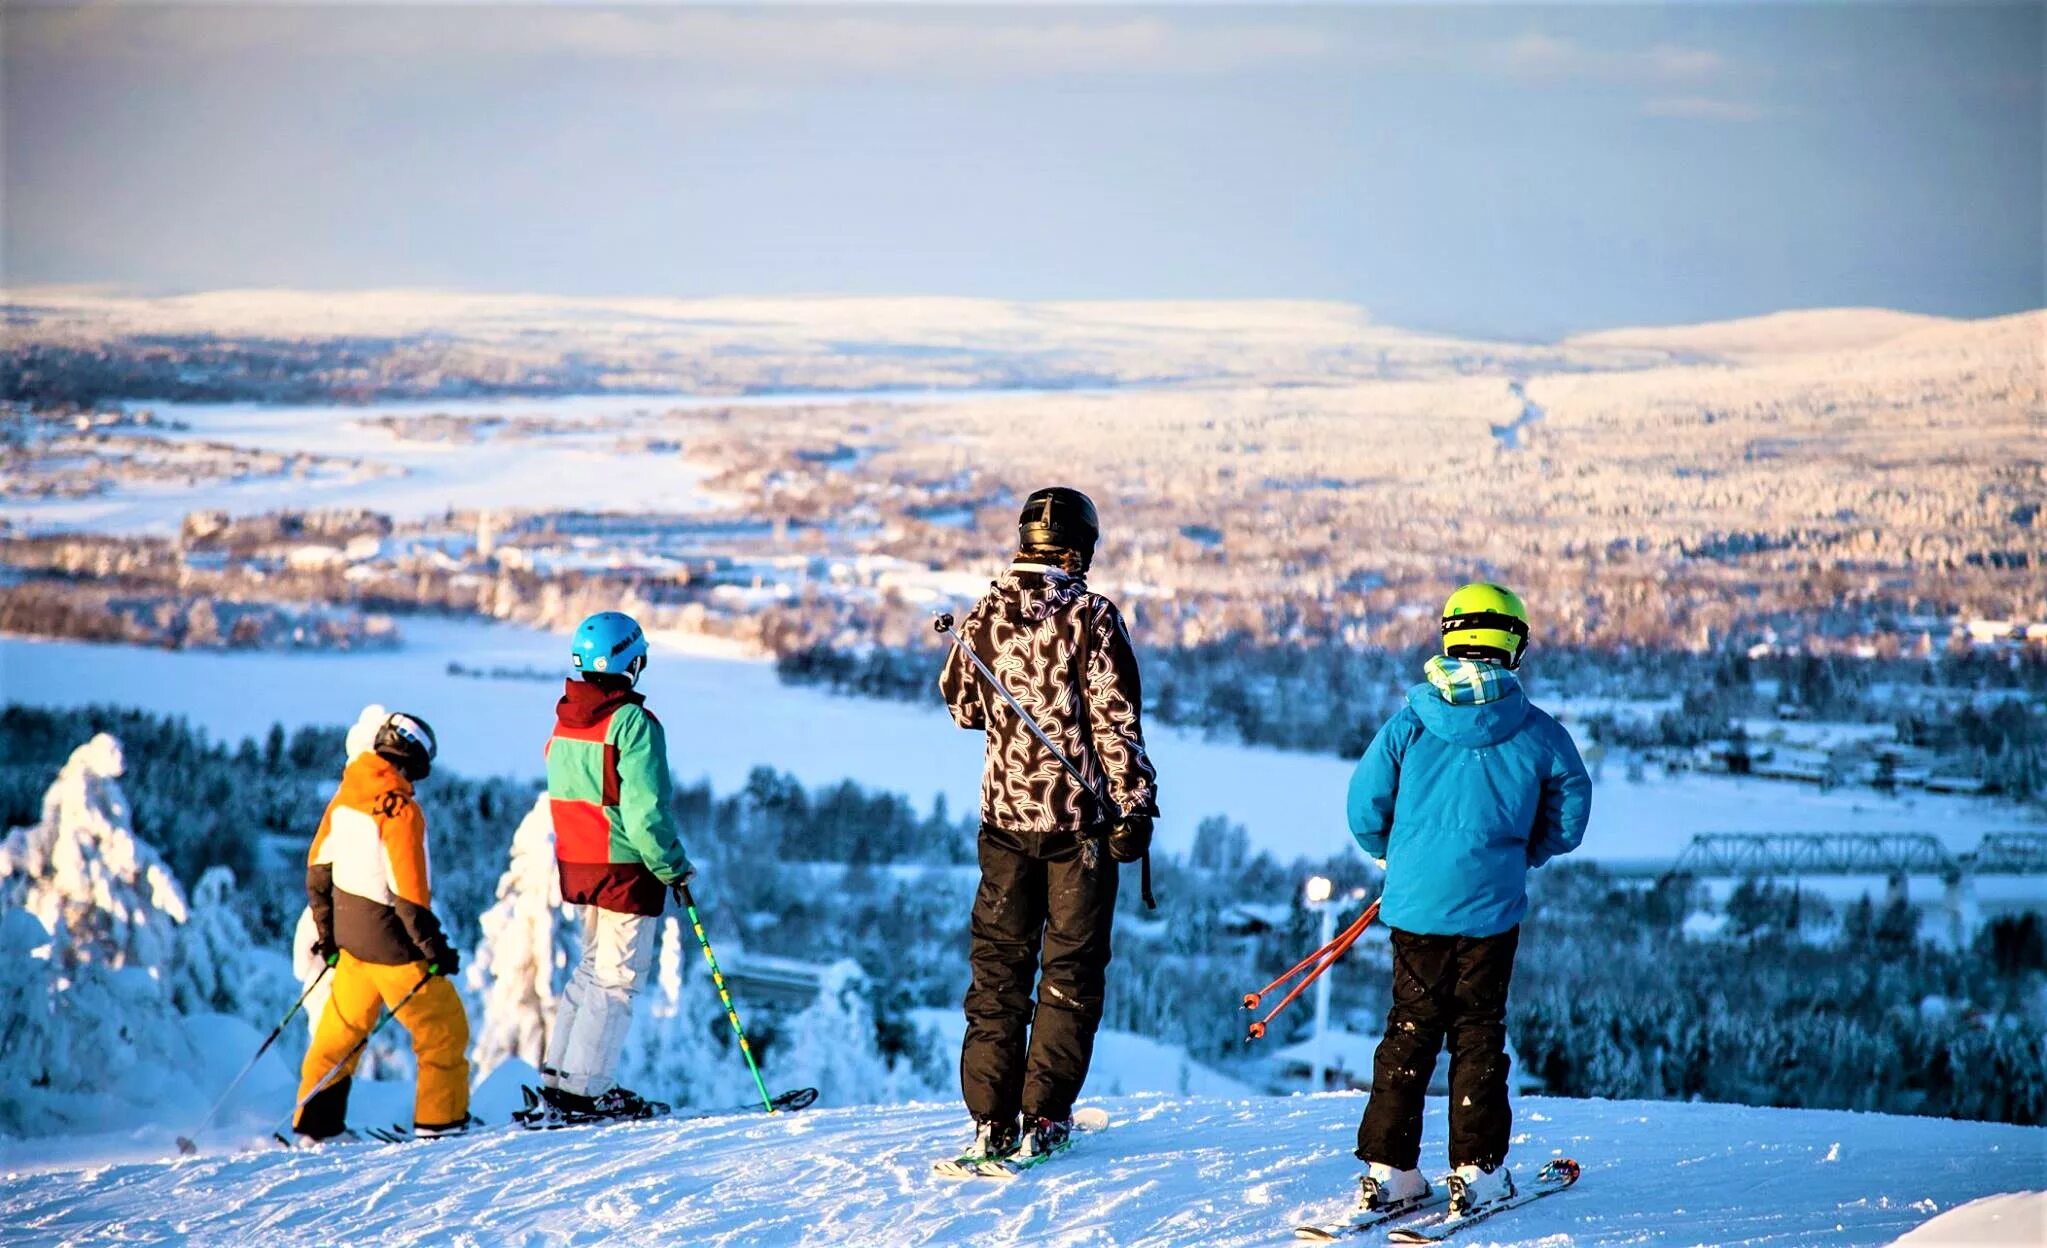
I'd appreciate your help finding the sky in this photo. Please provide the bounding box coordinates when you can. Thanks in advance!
[4,2,2042,339]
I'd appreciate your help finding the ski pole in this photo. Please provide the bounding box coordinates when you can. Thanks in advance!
[1244,900,1379,1042]
[680,883,777,1115]
[1241,902,1376,1010]
[1246,929,1360,1042]
[934,611,1156,908]
[936,611,1108,807]
[275,971,433,1141]
[176,962,332,1155]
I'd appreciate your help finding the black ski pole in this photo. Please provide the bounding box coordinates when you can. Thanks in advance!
[935,611,1155,908]
[273,971,433,1143]
[176,962,333,1156]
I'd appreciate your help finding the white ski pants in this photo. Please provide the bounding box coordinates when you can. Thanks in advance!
[544,907,657,1097]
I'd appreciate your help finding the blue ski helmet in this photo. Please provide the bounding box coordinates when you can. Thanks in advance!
[571,611,649,682]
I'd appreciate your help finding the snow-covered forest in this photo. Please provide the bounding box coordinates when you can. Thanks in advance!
[4,703,2041,1151]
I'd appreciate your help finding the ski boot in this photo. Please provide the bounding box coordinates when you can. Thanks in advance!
[1446,1162,1515,1218]
[279,1127,363,1149]
[413,1113,482,1141]
[1360,1162,1432,1214]
[516,1084,669,1129]
[1015,1114,1074,1162]
[549,1084,670,1122]
[968,1116,1021,1164]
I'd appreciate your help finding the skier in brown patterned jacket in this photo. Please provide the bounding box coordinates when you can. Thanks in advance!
[939,485,1160,1165]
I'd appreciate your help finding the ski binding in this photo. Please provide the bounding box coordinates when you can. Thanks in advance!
[1387,1158,1581,1243]
[932,1107,1110,1180]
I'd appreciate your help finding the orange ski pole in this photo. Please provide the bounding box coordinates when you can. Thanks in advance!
[1241,902,1376,1011]
[1245,899,1379,1041]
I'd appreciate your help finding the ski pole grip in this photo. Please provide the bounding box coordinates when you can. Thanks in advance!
[934,612,956,634]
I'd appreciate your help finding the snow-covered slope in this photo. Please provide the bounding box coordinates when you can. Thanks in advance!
[4,1093,2039,1246]
[1563,308,1955,361]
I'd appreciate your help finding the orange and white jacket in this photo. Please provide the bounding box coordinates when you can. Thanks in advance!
[306,752,453,967]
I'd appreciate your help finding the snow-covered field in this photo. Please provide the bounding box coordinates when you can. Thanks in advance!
[3,1092,2040,1247]
[3,617,2039,870]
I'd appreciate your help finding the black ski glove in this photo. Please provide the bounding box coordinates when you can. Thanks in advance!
[1107,815,1153,865]
[312,937,340,968]
[424,944,460,978]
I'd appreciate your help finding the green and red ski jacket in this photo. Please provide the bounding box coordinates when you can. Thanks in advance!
[545,679,693,915]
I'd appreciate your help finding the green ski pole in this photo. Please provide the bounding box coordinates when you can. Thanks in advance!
[679,883,777,1114]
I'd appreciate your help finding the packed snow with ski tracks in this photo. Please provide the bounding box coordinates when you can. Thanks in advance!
[5,1092,2040,1246]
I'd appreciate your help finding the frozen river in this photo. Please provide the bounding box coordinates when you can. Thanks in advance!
[4,616,2038,873]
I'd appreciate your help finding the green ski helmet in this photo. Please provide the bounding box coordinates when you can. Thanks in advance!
[1441,582,1530,668]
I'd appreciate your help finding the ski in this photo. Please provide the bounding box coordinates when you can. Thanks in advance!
[267,1128,382,1152]
[1386,1159,1581,1244]
[932,1107,1110,1180]
[1293,1188,1451,1241]
[511,1084,818,1132]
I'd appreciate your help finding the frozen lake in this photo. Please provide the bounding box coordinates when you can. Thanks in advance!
[4,617,2039,872]
[6,386,1050,534]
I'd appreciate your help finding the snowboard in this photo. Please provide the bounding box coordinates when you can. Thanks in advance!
[931,1107,1111,1180]
[1293,1187,1450,1241]
[1386,1159,1581,1243]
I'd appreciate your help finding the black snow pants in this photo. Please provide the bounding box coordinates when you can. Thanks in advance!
[1356,925,1520,1171]
[960,821,1119,1125]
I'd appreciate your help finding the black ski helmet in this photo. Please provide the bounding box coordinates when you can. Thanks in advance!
[1017,487,1099,556]
[373,712,438,780]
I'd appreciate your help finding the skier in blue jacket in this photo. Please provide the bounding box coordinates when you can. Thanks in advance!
[1345,582,1591,1224]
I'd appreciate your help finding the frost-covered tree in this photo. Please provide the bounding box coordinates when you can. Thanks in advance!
[467,794,579,1078]
[773,959,936,1107]
[0,906,62,1133]
[0,733,204,1133]
[173,866,299,1032]
[617,917,729,1109]
[0,733,188,975]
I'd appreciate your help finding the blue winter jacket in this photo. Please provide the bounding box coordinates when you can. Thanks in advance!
[1347,674,1592,937]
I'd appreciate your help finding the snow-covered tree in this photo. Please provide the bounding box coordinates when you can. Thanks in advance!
[467,794,580,1078]
[773,959,936,1107]
[0,733,188,975]
[173,866,300,1033]
[0,733,204,1133]
[617,917,730,1109]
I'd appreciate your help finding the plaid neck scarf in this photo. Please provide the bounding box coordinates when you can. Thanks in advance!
[1424,654,1517,706]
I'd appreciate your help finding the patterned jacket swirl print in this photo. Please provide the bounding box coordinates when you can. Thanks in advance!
[940,564,1160,832]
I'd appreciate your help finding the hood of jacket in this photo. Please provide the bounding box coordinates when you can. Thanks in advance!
[338,750,413,806]
[994,564,1090,623]
[556,677,645,729]
[1406,666,1530,748]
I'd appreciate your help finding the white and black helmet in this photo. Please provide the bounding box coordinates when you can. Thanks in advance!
[373,712,438,780]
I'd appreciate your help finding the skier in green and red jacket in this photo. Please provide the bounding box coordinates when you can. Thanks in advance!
[534,610,694,1123]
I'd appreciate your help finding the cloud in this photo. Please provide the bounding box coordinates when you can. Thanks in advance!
[1642,96,1769,123]
[10,6,1336,80]
[1484,31,1764,121]
[1490,32,1729,86]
